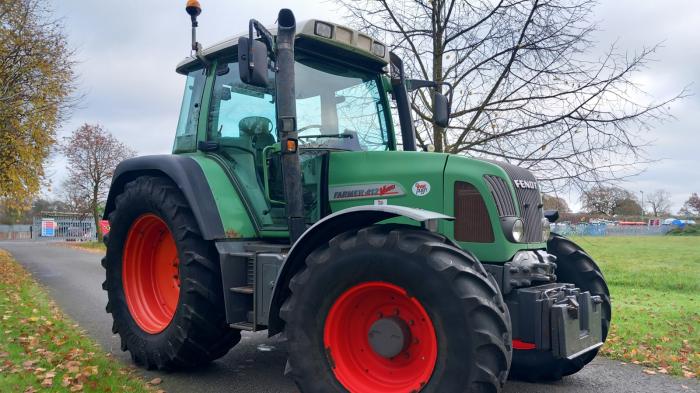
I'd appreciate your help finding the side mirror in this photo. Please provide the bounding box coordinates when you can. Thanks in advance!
[433,92,450,128]
[238,37,269,88]
[544,210,560,223]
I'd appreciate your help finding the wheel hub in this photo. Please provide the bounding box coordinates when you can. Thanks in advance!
[323,281,437,392]
[368,317,411,359]
[122,214,180,334]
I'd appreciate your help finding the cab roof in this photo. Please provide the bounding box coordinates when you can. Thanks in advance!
[176,19,390,74]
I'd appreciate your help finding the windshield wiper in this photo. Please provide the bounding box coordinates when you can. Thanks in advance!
[297,134,352,139]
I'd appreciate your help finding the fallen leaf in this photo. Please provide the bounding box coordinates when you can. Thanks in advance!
[149,377,163,385]
[642,369,656,375]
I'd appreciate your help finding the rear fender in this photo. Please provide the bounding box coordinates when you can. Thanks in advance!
[267,205,453,336]
[103,155,225,240]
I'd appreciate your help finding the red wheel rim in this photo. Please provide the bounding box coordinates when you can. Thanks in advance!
[324,282,438,393]
[122,214,180,334]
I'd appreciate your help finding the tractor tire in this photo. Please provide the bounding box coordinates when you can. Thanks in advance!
[281,225,512,393]
[102,176,240,370]
[509,233,611,381]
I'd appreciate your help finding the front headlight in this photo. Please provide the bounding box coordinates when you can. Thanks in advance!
[501,217,525,243]
[512,219,524,243]
[542,218,551,241]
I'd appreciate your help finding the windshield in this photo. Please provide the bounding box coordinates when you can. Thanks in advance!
[207,55,391,152]
[294,55,390,151]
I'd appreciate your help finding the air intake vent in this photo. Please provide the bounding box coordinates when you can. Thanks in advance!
[454,181,494,243]
[484,160,544,243]
[484,175,516,217]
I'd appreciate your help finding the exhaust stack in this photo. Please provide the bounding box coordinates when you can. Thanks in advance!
[274,9,305,243]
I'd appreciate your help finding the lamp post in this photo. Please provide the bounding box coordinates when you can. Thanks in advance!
[639,190,645,219]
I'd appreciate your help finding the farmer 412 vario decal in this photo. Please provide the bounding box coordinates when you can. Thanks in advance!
[329,182,406,201]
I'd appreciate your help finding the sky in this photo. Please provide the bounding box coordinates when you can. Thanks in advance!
[46,0,699,213]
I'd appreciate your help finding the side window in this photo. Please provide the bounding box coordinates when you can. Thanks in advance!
[208,62,276,144]
[336,80,388,151]
[173,68,206,152]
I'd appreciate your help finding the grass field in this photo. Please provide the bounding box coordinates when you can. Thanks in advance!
[65,241,105,253]
[571,236,699,378]
[0,249,152,393]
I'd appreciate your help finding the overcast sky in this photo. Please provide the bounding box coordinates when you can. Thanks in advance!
[46,0,698,213]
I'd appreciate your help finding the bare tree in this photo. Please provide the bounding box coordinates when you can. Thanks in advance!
[646,189,671,217]
[679,193,700,217]
[61,184,93,220]
[60,124,135,241]
[336,0,685,192]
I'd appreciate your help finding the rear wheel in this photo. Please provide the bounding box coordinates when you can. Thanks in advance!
[509,233,611,381]
[281,225,512,393]
[102,176,240,370]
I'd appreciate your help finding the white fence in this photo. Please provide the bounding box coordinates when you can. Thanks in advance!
[553,223,672,237]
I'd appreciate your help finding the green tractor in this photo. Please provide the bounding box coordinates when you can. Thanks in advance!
[102,3,611,392]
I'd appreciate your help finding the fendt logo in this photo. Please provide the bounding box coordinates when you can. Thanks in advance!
[513,179,538,189]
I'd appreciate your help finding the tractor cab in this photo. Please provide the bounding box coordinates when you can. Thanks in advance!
[173,19,415,232]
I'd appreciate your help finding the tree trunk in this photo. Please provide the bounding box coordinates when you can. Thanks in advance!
[432,2,445,152]
[93,185,102,242]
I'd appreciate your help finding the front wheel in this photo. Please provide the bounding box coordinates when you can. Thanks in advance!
[509,233,611,381]
[281,225,512,393]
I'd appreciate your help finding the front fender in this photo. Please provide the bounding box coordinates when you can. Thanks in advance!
[267,205,453,336]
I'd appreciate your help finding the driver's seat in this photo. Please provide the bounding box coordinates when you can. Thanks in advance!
[239,116,276,171]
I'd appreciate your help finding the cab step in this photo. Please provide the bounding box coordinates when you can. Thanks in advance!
[230,321,254,331]
[231,285,254,294]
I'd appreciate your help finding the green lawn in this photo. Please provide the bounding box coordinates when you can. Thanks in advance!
[0,249,152,393]
[570,236,699,378]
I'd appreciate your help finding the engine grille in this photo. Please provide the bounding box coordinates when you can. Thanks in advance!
[484,161,544,243]
[454,181,495,243]
[484,175,517,217]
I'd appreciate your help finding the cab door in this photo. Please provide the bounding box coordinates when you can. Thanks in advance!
[205,58,286,229]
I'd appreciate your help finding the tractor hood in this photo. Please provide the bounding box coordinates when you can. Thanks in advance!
[327,151,547,262]
[328,150,449,215]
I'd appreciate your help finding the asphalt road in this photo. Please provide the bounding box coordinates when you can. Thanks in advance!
[1,240,698,393]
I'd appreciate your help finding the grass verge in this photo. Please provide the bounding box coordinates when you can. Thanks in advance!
[571,236,699,378]
[63,241,105,253]
[0,249,151,393]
